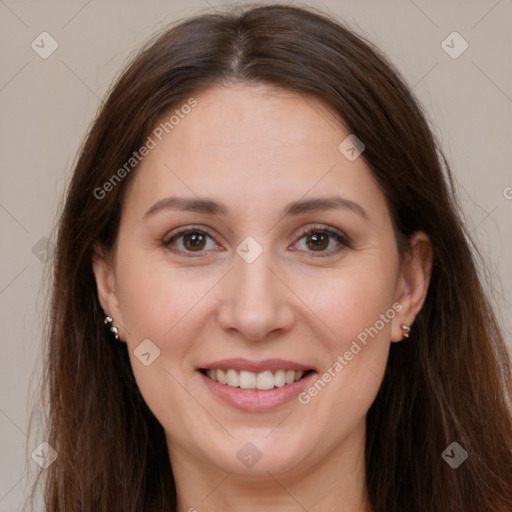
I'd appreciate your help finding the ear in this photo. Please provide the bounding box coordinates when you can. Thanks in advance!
[391,231,433,342]
[91,243,127,342]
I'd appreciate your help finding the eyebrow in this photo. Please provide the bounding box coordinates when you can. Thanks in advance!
[143,195,367,220]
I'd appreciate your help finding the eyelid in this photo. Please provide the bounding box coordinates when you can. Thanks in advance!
[291,223,353,255]
[162,225,221,252]
[163,225,209,244]
[163,223,352,256]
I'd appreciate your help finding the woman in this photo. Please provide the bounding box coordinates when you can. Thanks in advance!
[28,4,512,511]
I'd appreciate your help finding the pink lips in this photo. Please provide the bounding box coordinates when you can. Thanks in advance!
[197,358,316,412]
[199,358,314,373]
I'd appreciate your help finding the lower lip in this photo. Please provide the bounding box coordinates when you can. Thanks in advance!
[198,370,317,412]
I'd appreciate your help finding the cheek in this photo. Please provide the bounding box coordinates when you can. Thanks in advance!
[298,290,393,443]
[115,246,207,341]
[304,262,397,353]
[113,246,218,404]
[113,249,207,436]
[296,255,397,415]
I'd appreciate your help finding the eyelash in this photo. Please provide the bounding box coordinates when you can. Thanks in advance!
[162,224,352,258]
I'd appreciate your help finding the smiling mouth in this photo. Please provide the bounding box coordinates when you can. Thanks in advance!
[199,368,315,391]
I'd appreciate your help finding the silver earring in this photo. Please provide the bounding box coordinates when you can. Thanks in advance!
[400,324,411,339]
[104,315,120,340]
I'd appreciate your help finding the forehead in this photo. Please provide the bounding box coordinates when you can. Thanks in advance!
[124,84,388,221]
[171,84,343,149]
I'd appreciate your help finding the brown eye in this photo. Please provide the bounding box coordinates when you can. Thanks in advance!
[163,228,217,254]
[293,225,352,257]
[305,232,329,251]
[182,232,207,251]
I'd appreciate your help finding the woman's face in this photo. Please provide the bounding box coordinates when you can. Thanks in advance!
[94,83,427,481]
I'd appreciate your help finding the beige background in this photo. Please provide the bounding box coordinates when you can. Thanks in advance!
[1,0,511,509]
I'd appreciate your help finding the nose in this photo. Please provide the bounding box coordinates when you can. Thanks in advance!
[217,249,295,341]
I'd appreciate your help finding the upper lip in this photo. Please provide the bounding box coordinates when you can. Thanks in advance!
[198,358,315,373]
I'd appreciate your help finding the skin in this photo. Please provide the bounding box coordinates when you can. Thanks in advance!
[93,83,432,512]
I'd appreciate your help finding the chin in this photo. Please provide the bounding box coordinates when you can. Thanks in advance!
[202,434,312,477]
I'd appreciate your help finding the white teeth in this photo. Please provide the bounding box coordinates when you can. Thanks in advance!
[274,369,286,387]
[239,370,256,389]
[256,371,274,390]
[295,370,305,382]
[205,368,308,390]
[217,368,227,384]
[226,369,238,388]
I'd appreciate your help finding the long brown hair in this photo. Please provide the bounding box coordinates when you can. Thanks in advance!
[26,3,512,511]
